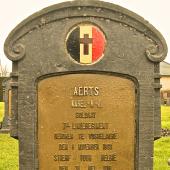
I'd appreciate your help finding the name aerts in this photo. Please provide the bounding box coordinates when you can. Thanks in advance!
[73,86,100,96]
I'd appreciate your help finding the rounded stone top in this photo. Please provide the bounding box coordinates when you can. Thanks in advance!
[4,0,168,62]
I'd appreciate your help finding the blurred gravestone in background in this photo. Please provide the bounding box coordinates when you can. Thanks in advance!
[160,61,170,106]
[0,77,11,133]
[0,77,6,102]
[0,59,10,102]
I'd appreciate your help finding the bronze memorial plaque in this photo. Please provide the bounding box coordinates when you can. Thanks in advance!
[38,74,136,170]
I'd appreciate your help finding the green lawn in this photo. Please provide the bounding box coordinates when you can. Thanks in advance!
[0,102,170,169]
[161,106,170,129]
[154,106,170,170]
[0,102,19,170]
[0,102,4,122]
[0,134,19,170]
[154,137,170,170]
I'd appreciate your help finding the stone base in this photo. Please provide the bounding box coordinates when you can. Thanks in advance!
[0,128,10,134]
[0,120,10,134]
[166,98,170,106]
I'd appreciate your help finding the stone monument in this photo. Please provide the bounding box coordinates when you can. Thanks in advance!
[0,77,6,102]
[0,77,11,133]
[4,1,167,169]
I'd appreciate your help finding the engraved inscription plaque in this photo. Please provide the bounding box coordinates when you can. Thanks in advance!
[38,74,136,170]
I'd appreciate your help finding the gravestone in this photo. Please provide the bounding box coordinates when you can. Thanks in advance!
[0,77,11,133]
[166,98,170,106]
[0,77,6,102]
[4,1,167,170]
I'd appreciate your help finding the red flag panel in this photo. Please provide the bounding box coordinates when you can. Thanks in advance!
[92,27,105,62]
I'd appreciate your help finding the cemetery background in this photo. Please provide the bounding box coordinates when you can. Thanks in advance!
[0,0,170,169]
[0,59,10,102]
[160,62,170,105]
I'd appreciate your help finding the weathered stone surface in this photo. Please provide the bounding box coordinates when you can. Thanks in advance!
[4,1,167,170]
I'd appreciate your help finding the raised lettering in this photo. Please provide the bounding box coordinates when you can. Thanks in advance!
[59,166,68,170]
[54,155,71,161]
[78,144,99,150]
[54,133,73,139]
[88,166,96,170]
[75,112,96,118]
[101,154,116,161]
[103,144,113,150]
[59,144,68,150]
[89,133,117,139]
[80,155,92,162]
[72,123,109,129]
[73,86,100,96]
[103,166,112,170]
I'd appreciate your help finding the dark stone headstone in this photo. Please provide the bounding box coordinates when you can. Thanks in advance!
[4,1,167,170]
[166,98,170,106]
[0,77,6,102]
[0,77,11,133]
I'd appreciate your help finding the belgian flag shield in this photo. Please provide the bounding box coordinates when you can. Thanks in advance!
[67,24,106,64]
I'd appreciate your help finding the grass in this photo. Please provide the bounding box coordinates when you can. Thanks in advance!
[154,137,170,170]
[154,105,170,170]
[0,102,170,169]
[161,106,170,129]
[0,134,19,170]
[0,102,4,122]
[0,102,19,170]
